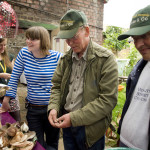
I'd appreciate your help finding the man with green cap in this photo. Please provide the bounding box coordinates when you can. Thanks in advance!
[48,9,118,150]
[118,5,150,149]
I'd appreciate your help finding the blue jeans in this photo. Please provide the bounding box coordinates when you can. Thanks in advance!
[26,105,59,150]
[63,126,105,150]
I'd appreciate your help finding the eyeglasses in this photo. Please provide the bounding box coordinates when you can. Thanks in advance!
[66,26,84,42]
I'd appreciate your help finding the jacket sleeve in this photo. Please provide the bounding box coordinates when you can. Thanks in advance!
[70,54,118,126]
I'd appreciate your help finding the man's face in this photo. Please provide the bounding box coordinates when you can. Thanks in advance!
[66,26,89,58]
[132,31,150,61]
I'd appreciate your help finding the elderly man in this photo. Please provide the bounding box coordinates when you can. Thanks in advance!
[118,5,150,150]
[48,9,118,150]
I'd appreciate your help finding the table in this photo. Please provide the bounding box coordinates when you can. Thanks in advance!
[1,112,45,150]
[118,76,128,84]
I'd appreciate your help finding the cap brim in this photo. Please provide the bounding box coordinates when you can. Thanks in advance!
[56,27,79,39]
[118,25,150,40]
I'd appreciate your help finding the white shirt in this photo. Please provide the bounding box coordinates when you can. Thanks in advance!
[120,61,150,150]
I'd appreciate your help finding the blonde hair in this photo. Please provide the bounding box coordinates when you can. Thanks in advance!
[0,38,12,69]
[25,26,51,55]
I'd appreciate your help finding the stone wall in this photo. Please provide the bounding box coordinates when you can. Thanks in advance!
[5,0,105,57]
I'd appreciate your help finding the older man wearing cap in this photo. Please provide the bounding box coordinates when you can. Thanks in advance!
[48,9,118,150]
[118,5,150,150]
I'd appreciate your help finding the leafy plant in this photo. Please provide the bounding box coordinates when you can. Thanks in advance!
[124,43,141,76]
[103,26,130,56]
[112,83,126,125]
[106,83,126,147]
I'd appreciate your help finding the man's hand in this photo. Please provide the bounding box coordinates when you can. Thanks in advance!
[55,113,72,128]
[2,96,11,111]
[48,109,59,127]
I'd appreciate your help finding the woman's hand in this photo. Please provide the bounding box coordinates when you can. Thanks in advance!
[2,96,11,111]
[0,73,11,79]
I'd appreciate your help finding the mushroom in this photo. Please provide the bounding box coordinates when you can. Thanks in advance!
[1,146,13,150]
[20,122,29,133]
[0,135,9,148]
[11,140,32,147]
[7,126,17,137]
[25,131,36,140]
[20,141,34,150]
[0,122,37,149]
[10,131,27,144]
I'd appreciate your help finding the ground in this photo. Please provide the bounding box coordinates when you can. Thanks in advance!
[17,83,111,150]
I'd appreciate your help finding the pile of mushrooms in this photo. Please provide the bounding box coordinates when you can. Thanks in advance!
[0,122,37,150]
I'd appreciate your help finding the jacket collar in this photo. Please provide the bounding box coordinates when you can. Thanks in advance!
[64,38,110,62]
[130,59,147,77]
[64,39,94,61]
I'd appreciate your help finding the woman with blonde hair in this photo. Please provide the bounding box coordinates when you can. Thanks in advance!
[0,38,21,121]
[2,26,62,150]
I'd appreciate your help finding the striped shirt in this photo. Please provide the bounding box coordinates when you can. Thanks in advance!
[6,47,62,105]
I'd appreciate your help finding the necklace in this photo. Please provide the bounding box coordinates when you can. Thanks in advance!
[0,61,7,82]
[0,61,6,73]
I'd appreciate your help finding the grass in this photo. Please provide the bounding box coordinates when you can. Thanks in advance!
[105,83,126,147]
[112,83,126,125]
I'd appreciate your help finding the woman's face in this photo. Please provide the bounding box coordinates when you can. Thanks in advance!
[0,39,7,54]
[26,38,40,53]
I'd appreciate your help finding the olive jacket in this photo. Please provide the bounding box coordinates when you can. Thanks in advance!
[48,40,118,147]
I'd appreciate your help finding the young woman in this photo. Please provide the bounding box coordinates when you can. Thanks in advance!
[0,38,21,121]
[2,26,62,150]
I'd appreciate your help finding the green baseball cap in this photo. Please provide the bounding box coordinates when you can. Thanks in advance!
[56,9,88,39]
[118,5,150,40]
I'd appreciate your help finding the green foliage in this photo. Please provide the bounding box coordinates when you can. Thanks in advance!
[105,83,126,146]
[124,43,141,76]
[112,83,126,126]
[106,83,126,145]
[103,26,130,54]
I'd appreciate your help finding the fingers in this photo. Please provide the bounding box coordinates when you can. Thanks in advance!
[55,114,71,128]
[2,104,10,112]
[48,110,72,128]
[55,117,66,128]
[8,74,11,79]
[2,73,11,79]
[2,97,11,112]
[57,116,64,123]
[6,73,11,79]
[48,109,59,128]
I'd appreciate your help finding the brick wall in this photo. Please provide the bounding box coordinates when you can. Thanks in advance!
[5,0,104,56]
